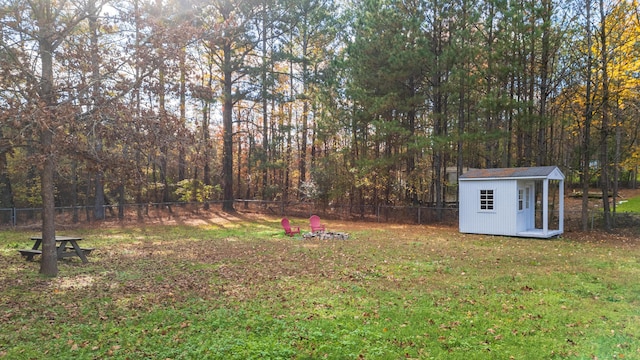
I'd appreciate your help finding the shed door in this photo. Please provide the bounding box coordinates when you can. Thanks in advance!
[518,183,534,230]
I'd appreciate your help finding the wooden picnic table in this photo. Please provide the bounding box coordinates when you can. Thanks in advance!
[18,236,92,263]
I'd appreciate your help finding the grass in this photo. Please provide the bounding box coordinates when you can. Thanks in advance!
[617,195,640,213]
[1,216,639,359]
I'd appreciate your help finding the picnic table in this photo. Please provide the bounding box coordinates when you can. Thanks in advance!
[18,236,93,263]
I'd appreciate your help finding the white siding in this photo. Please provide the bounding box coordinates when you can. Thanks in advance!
[548,168,564,180]
[459,179,518,236]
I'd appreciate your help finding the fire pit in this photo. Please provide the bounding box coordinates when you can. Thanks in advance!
[303,231,349,240]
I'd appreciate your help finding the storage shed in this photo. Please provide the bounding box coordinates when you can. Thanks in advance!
[458,166,564,238]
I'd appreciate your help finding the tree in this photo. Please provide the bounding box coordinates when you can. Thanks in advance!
[598,0,612,230]
[593,0,640,227]
[87,0,107,220]
[0,30,17,218]
[346,0,425,208]
[40,0,94,275]
[582,0,595,231]
[0,0,97,276]
[1,0,178,274]
[0,126,14,222]
[201,0,259,212]
[425,0,454,214]
[450,0,481,191]
[288,0,337,192]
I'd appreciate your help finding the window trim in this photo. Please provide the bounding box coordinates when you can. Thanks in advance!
[479,189,495,212]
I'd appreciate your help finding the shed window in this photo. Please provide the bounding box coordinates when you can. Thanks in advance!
[480,189,494,211]
[518,189,524,211]
[518,187,531,211]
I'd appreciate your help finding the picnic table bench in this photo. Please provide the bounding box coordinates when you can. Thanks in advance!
[18,236,92,263]
[18,249,43,260]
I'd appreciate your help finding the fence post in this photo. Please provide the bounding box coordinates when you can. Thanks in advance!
[418,206,421,225]
[12,207,16,227]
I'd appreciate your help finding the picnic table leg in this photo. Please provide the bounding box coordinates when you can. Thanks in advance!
[56,240,68,259]
[69,240,89,263]
[32,239,42,250]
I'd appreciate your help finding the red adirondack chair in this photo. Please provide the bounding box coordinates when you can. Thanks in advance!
[281,218,300,237]
[309,215,326,232]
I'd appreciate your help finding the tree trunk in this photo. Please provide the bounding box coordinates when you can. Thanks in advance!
[612,106,621,226]
[71,160,79,223]
[134,0,144,221]
[40,128,58,277]
[236,110,243,198]
[0,128,14,222]
[36,0,58,276]
[581,0,593,231]
[298,31,309,191]
[261,9,270,200]
[203,61,213,210]
[538,0,552,166]
[222,40,235,212]
[89,4,105,221]
[284,102,292,208]
[599,0,611,231]
[178,47,187,182]
[94,168,105,220]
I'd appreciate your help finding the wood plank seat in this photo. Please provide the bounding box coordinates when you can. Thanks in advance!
[58,247,94,260]
[80,247,94,254]
[18,249,42,261]
[18,248,93,261]
[62,247,94,254]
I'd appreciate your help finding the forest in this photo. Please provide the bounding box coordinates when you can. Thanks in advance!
[1,0,640,226]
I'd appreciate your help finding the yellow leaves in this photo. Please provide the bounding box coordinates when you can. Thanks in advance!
[621,145,640,169]
[600,1,640,105]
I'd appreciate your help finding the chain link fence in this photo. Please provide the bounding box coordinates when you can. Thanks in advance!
[2,200,637,232]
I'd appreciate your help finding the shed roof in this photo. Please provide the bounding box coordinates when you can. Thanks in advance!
[459,166,564,180]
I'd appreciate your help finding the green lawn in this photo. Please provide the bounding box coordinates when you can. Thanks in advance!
[1,218,639,359]
[617,195,640,213]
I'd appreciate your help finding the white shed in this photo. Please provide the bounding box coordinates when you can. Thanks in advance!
[458,166,564,238]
